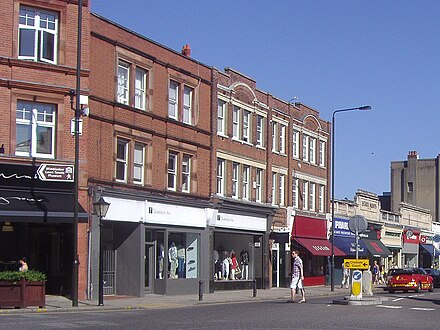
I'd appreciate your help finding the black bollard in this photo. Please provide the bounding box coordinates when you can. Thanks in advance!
[199,280,204,301]
[253,278,257,297]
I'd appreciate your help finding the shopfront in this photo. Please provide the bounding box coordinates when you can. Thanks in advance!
[210,210,270,291]
[96,194,209,297]
[419,234,438,268]
[0,162,88,296]
[360,224,392,264]
[402,228,420,268]
[381,223,402,269]
[291,216,345,286]
[333,218,368,266]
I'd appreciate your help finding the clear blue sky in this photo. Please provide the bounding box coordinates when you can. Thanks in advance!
[91,0,440,200]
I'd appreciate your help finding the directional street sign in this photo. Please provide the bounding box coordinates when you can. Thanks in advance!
[344,258,369,270]
[37,164,74,182]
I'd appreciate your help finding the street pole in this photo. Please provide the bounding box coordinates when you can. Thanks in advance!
[72,0,82,307]
[330,105,371,292]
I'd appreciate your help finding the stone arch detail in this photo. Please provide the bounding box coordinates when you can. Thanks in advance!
[230,82,258,105]
[302,114,322,132]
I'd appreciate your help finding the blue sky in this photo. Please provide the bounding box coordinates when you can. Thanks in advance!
[91,0,440,200]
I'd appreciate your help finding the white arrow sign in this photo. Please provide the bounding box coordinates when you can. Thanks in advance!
[37,164,74,182]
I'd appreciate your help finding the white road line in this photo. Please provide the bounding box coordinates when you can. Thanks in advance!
[410,308,435,311]
[376,305,402,309]
[392,298,404,302]
[407,294,425,298]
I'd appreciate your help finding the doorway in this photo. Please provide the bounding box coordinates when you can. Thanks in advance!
[272,243,279,287]
[144,242,155,293]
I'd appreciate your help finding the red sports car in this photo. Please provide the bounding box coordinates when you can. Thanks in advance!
[387,268,434,293]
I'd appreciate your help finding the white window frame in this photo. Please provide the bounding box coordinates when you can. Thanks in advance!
[302,135,309,162]
[116,138,129,182]
[272,172,277,206]
[217,100,227,135]
[310,137,316,164]
[319,185,325,213]
[232,162,239,198]
[168,80,179,119]
[302,181,309,210]
[279,174,285,207]
[182,154,191,193]
[279,124,286,154]
[15,101,56,159]
[135,67,147,110]
[292,178,299,208]
[232,106,240,139]
[183,86,193,124]
[292,130,299,158]
[272,122,277,152]
[256,115,264,147]
[319,141,325,167]
[242,165,250,200]
[117,60,130,105]
[309,182,316,211]
[256,169,263,202]
[242,110,251,143]
[18,6,58,64]
[167,152,178,190]
[216,159,225,195]
[133,142,145,185]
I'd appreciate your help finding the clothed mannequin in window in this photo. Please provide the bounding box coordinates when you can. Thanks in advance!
[168,242,178,279]
[222,251,230,280]
[158,244,165,279]
[213,249,222,280]
[177,245,186,278]
[240,250,249,280]
[230,251,238,280]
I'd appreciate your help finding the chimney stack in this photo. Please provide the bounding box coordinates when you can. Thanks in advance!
[181,44,191,57]
[407,150,418,159]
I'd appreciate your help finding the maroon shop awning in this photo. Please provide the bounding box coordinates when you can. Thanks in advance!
[294,237,346,256]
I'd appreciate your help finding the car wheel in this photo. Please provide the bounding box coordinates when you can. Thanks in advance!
[429,283,434,292]
[415,282,421,293]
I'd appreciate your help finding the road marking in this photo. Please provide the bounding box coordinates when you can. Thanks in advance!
[376,305,402,309]
[392,298,404,302]
[410,308,435,311]
[407,294,424,298]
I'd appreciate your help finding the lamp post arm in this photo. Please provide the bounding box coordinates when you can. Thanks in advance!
[330,105,371,292]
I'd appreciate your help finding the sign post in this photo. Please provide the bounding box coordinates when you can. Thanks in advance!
[351,270,363,300]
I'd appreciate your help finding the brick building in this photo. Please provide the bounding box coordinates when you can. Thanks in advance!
[0,0,332,301]
[0,0,91,300]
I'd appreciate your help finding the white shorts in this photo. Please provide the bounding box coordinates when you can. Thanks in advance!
[290,276,303,290]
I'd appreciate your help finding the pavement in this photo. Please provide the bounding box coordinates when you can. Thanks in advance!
[0,285,386,315]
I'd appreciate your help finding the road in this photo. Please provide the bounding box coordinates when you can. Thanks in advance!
[1,291,439,329]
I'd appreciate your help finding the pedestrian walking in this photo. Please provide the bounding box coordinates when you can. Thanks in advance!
[289,250,306,303]
[341,262,350,289]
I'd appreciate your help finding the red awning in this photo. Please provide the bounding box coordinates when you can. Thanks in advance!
[294,237,346,256]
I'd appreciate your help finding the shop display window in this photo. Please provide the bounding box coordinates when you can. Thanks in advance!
[214,233,254,281]
[167,232,199,279]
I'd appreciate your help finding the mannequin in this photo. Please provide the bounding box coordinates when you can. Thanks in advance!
[158,244,165,279]
[230,250,238,280]
[213,249,221,280]
[222,250,230,280]
[177,245,186,278]
[240,249,250,280]
[168,242,178,279]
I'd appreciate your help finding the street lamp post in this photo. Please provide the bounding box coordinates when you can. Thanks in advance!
[72,0,83,307]
[330,105,371,292]
[93,196,111,306]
